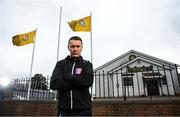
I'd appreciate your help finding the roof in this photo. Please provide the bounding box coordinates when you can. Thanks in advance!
[94,49,179,71]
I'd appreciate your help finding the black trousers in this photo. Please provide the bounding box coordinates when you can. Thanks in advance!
[58,108,92,117]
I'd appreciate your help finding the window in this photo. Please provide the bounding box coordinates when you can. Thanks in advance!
[161,77,167,85]
[178,74,180,86]
[122,73,134,86]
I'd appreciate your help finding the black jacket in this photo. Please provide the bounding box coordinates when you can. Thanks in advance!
[50,56,94,110]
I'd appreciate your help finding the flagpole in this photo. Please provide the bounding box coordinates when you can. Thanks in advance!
[90,12,94,100]
[27,29,37,100]
[57,6,62,61]
[54,5,62,101]
[90,12,93,63]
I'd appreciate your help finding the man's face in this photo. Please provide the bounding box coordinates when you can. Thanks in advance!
[68,40,83,57]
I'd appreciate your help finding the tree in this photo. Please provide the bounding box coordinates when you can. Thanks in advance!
[31,74,48,90]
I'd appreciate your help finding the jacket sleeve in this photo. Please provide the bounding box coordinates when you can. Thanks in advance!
[50,61,73,91]
[65,61,94,88]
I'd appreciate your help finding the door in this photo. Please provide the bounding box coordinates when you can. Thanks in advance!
[146,80,159,96]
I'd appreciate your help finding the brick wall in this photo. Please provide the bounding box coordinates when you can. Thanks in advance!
[0,100,180,116]
[0,100,57,116]
[92,100,180,116]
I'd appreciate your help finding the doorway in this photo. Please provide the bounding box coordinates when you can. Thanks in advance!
[146,80,159,96]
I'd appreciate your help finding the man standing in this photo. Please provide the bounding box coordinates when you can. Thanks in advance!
[50,36,94,116]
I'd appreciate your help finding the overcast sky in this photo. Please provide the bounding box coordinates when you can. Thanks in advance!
[1,0,180,80]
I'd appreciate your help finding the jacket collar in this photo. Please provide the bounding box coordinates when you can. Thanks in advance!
[65,55,83,61]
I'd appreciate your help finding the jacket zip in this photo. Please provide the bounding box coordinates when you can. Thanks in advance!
[70,59,76,110]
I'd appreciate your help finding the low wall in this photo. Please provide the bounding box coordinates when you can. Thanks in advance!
[92,99,180,116]
[0,100,57,116]
[0,99,180,116]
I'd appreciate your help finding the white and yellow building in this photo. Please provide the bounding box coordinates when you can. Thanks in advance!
[94,50,180,98]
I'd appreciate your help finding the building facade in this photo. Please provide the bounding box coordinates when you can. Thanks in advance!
[94,50,180,98]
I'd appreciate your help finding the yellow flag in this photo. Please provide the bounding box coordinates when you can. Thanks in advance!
[12,30,36,46]
[68,16,91,32]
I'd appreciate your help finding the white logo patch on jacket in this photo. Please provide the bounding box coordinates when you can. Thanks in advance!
[75,68,82,75]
